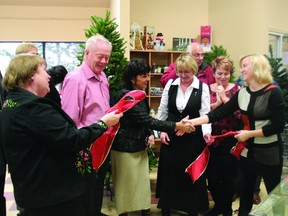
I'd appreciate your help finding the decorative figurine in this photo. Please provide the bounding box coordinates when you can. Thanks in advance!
[154,33,165,50]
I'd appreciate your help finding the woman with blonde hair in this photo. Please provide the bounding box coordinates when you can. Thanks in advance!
[156,53,211,216]
[188,54,285,215]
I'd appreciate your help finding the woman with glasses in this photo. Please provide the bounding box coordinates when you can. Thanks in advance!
[206,56,242,216]
[156,53,211,216]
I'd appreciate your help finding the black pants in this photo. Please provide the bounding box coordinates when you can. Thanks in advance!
[0,173,6,216]
[21,194,87,216]
[87,156,109,216]
[238,158,282,216]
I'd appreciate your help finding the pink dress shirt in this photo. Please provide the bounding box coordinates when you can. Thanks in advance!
[61,61,110,128]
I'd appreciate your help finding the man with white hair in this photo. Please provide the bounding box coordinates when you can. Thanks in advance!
[61,34,112,216]
[160,42,215,87]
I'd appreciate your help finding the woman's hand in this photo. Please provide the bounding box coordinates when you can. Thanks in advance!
[100,110,123,126]
[217,85,228,104]
[175,115,195,134]
[160,132,170,145]
[234,130,251,142]
[145,135,155,148]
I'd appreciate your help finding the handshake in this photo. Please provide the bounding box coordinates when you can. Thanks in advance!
[175,115,195,134]
[159,116,196,145]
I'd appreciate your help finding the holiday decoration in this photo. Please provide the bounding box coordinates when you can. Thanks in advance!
[154,33,165,50]
[130,22,144,50]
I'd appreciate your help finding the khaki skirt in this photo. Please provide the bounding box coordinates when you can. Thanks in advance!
[111,149,151,214]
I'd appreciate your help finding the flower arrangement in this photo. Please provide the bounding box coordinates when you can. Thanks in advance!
[75,148,92,176]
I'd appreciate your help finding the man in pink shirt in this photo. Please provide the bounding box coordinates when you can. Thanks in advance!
[61,34,112,216]
[160,42,215,88]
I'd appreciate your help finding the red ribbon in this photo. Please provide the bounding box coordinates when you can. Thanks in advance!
[185,146,210,183]
[185,131,246,182]
[90,90,146,171]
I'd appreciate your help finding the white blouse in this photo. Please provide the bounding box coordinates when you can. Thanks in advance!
[157,77,211,136]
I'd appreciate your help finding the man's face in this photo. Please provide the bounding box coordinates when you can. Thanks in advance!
[85,40,111,75]
[192,46,205,66]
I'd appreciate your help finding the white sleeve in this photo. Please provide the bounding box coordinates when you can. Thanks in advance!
[157,79,173,121]
[200,83,212,136]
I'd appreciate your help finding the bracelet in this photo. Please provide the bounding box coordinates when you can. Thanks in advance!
[96,119,108,130]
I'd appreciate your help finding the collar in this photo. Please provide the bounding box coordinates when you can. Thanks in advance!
[81,61,104,81]
[171,76,200,90]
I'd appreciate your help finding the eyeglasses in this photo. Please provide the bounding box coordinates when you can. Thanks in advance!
[177,70,192,75]
[193,53,205,58]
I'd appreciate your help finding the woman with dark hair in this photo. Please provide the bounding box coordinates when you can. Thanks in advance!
[45,65,68,106]
[110,58,193,216]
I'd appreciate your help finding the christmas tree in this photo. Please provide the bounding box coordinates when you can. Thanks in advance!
[265,45,288,124]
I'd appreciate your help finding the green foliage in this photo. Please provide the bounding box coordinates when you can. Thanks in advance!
[265,45,288,123]
[148,146,158,171]
[77,10,128,97]
[204,45,236,82]
[204,45,229,66]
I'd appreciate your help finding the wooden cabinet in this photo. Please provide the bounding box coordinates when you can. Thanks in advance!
[130,50,183,153]
[130,50,183,114]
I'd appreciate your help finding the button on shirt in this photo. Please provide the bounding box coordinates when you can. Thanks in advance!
[61,61,110,128]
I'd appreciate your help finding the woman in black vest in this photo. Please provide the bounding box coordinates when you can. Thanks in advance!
[156,53,211,216]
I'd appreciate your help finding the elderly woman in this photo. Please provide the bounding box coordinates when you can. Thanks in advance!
[0,54,122,216]
[189,54,286,216]
[110,58,192,216]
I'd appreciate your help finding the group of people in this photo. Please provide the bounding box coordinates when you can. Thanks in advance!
[0,35,286,216]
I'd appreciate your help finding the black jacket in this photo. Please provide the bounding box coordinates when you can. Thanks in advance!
[0,88,106,209]
[112,89,176,152]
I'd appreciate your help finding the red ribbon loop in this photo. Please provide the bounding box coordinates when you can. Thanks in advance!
[90,90,146,171]
[185,131,245,183]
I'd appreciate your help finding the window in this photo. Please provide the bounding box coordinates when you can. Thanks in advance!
[269,32,283,58]
[0,42,84,75]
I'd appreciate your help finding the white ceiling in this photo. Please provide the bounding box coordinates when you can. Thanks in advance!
[0,0,110,7]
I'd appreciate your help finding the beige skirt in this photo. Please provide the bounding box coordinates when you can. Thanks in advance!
[111,149,151,214]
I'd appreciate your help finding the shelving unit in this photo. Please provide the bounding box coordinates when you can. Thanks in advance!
[130,50,183,153]
[130,50,183,113]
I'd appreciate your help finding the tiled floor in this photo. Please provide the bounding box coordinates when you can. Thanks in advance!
[4,165,287,216]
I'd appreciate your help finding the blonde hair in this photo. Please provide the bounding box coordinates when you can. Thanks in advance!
[239,54,273,85]
[212,56,234,74]
[175,53,198,75]
[3,54,46,91]
[15,42,38,55]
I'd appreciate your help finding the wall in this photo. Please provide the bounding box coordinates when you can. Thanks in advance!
[130,0,209,50]
[209,0,288,73]
[130,0,288,74]
[1,0,288,74]
[0,5,107,41]
[110,0,130,58]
